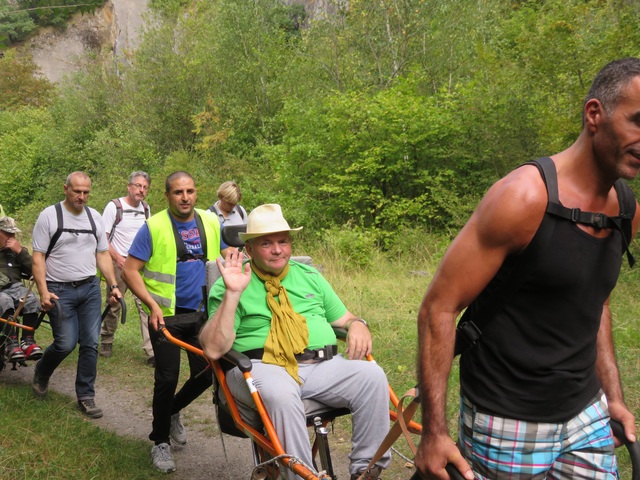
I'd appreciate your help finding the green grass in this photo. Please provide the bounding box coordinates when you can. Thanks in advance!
[0,384,162,480]
[1,236,640,479]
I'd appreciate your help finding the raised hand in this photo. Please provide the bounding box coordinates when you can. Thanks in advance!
[217,249,252,294]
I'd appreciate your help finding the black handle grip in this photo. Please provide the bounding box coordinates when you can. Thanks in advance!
[118,296,127,324]
[101,296,127,324]
[610,419,640,480]
[409,464,466,480]
[35,297,63,328]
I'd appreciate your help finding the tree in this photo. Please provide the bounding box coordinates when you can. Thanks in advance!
[0,49,54,109]
[0,0,36,43]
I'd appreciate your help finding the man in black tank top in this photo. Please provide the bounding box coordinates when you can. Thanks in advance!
[414,58,640,480]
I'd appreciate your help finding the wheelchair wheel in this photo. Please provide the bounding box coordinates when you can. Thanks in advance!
[251,442,278,480]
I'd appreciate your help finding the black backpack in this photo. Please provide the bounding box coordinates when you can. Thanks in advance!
[107,198,150,242]
[208,203,246,222]
[45,202,99,259]
[454,156,636,356]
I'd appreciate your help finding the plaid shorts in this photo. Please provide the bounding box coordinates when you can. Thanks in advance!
[458,390,617,479]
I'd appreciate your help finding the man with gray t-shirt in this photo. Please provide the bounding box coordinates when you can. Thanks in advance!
[31,171,121,419]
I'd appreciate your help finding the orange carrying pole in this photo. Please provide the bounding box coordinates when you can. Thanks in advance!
[0,317,35,332]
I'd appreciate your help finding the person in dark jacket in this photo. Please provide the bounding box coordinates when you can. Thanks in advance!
[0,212,43,363]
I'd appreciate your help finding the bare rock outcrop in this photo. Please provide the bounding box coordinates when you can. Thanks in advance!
[28,0,148,83]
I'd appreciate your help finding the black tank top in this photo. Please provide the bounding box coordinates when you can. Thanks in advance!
[460,173,624,422]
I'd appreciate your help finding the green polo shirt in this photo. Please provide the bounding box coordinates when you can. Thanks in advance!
[208,260,347,353]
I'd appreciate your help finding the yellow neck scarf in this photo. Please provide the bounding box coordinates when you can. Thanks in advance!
[251,261,309,383]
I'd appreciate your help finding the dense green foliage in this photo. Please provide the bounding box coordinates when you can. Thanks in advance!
[2,0,640,250]
[0,0,103,43]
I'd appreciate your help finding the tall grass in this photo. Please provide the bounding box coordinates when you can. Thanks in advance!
[1,228,639,478]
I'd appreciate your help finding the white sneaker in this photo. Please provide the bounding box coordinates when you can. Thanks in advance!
[170,412,187,445]
[151,443,176,473]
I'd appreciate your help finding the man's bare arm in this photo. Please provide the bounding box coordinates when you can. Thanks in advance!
[96,250,121,304]
[121,255,164,330]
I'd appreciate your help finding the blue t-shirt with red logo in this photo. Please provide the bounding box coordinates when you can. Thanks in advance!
[129,216,226,311]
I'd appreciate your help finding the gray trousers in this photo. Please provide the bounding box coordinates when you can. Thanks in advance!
[100,262,152,358]
[226,354,391,479]
[0,282,40,316]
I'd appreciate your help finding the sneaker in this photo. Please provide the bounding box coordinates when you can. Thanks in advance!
[151,443,176,473]
[5,343,25,363]
[170,412,187,445]
[146,356,155,367]
[99,343,112,358]
[78,398,103,419]
[32,365,49,398]
[20,337,43,360]
[350,465,383,480]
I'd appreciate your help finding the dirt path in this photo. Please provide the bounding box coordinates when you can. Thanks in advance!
[0,362,354,480]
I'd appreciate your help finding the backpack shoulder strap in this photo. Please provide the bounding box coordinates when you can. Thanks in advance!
[142,201,150,219]
[170,212,209,264]
[238,205,246,220]
[170,217,189,263]
[84,206,98,246]
[112,198,123,224]
[194,211,208,262]
[544,173,636,267]
[209,203,221,216]
[45,202,64,259]
[108,198,123,242]
[614,179,636,267]
[45,203,99,258]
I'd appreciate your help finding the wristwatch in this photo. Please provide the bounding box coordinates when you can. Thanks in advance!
[109,285,119,291]
[348,318,369,329]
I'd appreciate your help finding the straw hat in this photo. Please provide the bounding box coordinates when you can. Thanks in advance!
[239,204,303,241]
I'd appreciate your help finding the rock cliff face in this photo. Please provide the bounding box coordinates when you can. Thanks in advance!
[28,0,148,83]
[27,0,342,84]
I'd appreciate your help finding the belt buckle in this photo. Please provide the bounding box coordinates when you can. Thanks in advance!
[70,280,79,287]
[316,345,334,361]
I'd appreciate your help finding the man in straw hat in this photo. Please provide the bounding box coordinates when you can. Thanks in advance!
[200,203,390,480]
[0,209,43,363]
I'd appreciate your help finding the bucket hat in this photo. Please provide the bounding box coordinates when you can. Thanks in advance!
[0,216,20,234]
[239,204,302,241]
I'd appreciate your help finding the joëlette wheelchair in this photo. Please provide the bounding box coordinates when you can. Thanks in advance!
[159,223,423,480]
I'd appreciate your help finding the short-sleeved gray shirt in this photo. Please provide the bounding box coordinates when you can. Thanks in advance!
[32,202,109,283]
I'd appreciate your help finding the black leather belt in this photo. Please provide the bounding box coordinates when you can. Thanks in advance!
[295,345,337,364]
[222,345,339,372]
[66,276,96,287]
